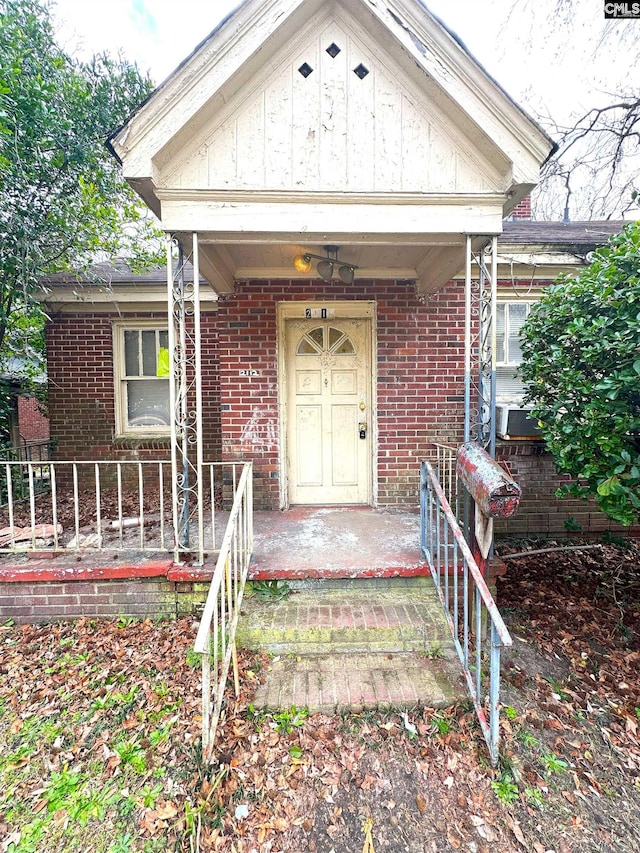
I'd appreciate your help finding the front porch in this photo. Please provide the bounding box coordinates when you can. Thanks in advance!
[0,451,513,765]
[0,461,425,583]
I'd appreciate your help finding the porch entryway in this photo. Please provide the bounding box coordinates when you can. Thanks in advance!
[241,505,466,717]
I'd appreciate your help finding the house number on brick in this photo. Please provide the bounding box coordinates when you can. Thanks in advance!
[239,369,261,377]
[305,308,335,319]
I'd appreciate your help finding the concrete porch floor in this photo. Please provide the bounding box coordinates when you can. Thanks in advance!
[249,505,426,580]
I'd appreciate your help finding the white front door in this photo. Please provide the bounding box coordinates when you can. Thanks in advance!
[286,318,372,504]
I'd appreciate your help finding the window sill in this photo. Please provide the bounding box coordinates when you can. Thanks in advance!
[112,434,171,448]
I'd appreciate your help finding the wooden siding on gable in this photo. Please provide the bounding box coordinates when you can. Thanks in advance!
[161,13,501,196]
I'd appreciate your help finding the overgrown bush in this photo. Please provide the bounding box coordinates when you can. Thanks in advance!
[519,221,640,525]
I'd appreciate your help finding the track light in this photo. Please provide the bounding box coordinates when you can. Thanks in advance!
[338,264,355,285]
[317,259,334,280]
[293,246,358,283]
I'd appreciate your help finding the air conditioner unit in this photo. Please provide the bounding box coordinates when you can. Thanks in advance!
[496,404,542,440]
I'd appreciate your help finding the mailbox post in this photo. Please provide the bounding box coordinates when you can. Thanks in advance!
[456,441,522,576]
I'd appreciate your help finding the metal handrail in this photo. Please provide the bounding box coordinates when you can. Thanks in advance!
[420,458,512,766]
[16,439,52,463]
[193,462,253,762]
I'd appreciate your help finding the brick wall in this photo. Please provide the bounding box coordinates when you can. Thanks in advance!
[0,577,208,624]
[43,288,634,537]
[217,278,467,509]
[495,443,640,539]
[46,312,221,464]
[508,196,532,219]
[17,396,50,442]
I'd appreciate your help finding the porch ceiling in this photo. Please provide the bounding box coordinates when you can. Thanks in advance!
[175,226,498,295]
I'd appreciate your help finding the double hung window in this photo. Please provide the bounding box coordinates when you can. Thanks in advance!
[495,301,533,402]
[114,323,170,435]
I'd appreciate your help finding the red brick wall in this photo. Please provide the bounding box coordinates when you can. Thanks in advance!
[217,279,467,509]
[495,443,640,539]
[46,312,221,464]
[508,196,532,219]
[0,578,208,624]
[17,396,49,442]
[43,290,634,537]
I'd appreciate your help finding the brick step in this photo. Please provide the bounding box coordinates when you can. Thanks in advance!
[265,575,437,592]
[252,651,466,714]
[237,584,451,656]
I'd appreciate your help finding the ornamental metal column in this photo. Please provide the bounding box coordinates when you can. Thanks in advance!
[463,235,499,561]
[167,234,205,564]
[464,236,498,455]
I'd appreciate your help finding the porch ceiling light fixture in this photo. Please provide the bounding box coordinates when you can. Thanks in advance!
[293,245,358,284]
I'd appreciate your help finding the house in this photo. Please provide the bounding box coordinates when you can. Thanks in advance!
[65,0,556,509]
[0,358,49,462]
[0,0,634,627]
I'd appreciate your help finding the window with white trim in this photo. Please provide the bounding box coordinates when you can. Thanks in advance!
[114,323,170,435]
[496,301,534,403]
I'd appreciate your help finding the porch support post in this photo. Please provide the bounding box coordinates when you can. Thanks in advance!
[166,235,205,564]
[167,238,181,563]
[464,236,472,443]
[490,238,498,457]
[475,237,498,455]
[192,233,205,565]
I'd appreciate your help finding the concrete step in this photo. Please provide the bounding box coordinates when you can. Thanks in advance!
[252,651,466,714]
[238,585,450,655]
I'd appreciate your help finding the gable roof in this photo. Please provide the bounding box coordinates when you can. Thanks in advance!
[110,0,556,294]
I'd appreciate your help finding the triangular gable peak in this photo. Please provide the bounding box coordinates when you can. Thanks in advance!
[111,0,554,293]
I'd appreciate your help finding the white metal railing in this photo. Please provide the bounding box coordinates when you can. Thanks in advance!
[0,459,246,556]
[193,462,253,762]
[430,442,458,508]
[420,458,512,766]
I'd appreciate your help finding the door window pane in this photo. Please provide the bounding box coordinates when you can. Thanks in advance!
[308,327,324,347]
[297,337,319,354]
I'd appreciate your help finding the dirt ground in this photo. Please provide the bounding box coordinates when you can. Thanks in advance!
[1,538,639,852]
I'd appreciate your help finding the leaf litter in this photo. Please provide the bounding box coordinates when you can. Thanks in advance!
[0,538,638,851]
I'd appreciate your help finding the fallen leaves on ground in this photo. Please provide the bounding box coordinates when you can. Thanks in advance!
[0,538,639,852]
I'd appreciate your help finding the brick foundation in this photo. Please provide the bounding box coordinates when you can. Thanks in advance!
[0,575,208,624]
[495,443,640,539]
